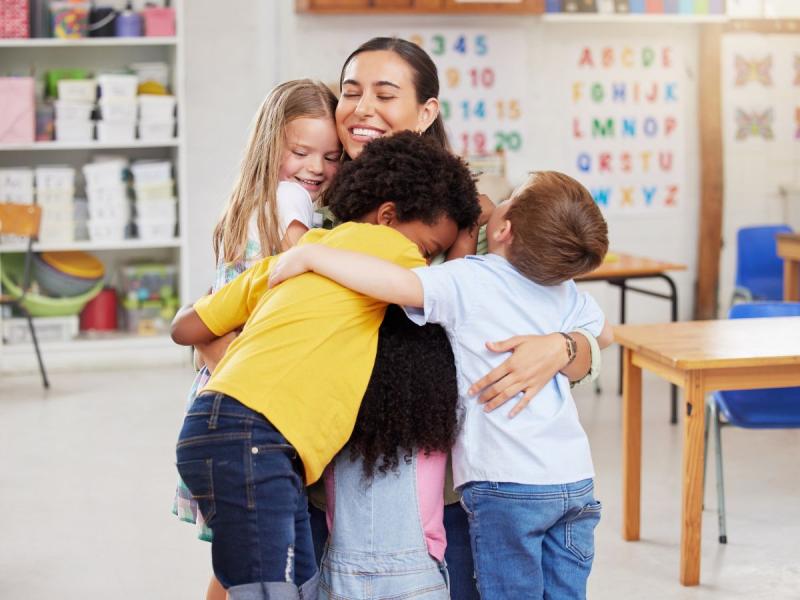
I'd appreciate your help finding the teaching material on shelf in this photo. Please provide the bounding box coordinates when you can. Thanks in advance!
[120,262,178,335]
[56,78,96,102]
[50,1,90,39]
[2,315,78,344]
[0,0,29,38]
[0,77,35,144]
[35,165,75,242]
[131,159,175,239]
[0,167,34,203]
[82,159,129,242]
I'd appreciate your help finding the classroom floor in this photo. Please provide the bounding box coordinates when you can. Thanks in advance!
[1,364,798,599]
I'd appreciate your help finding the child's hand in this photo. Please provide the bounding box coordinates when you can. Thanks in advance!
[477,193,495,227]
[268,245,314,288]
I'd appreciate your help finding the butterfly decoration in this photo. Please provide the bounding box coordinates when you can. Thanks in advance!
[795,55,800,86]
[734,55,773,86]
[735,108,774,141]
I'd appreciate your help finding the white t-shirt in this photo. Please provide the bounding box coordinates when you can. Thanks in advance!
[404,253,605,488]
[243,180,316,245]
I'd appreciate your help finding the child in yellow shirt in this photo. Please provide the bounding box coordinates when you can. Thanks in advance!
[170,131,480,600]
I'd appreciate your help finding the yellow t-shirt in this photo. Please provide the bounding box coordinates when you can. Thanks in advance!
[194,221,425,484]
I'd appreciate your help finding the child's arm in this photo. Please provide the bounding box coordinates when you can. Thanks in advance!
[597,320,614,348]
[446,194,495,260]
[195,331,239,372]
[171,304,218,346]
[268,244,425,307]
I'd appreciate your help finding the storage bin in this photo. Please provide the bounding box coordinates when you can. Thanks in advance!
[86,183,127,204]
[130,160,171,184]
[37,187,75,205]
[98,98,137,122]
[34,251,104,297]
[136,197,175,220]
[88,199,129,221]
[142,7,175,36]
[2,316,79,345]
[54,100,94,121]
[35,166,75,190]
[0,0,30,38]
[138,119,175,141]
[96,120,136,143]
[82,160,127,188]
[55,119,94,142]
[97,74,138,99]
[88,219,127,242]
[130,62,169,88]
[0,77,35,144]
[57,78,97,103]
[0,168,34,203]
[50,1,90,39]
[36,103,55,141]
[38,222,75,244]
[137,94,176,121]
[120,263,177,302]
[80,287,118,331]
[136,217,175,241]
[122,297,177,335]
[134,180,173,201]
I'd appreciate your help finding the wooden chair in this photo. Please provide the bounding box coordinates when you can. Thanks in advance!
[0,202,49,388]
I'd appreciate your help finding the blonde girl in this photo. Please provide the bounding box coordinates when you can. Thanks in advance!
[171,78,340,600]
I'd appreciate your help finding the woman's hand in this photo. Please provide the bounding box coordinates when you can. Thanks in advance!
[195,331,238,374]
[268,245,315,288]
[469,333,580,418]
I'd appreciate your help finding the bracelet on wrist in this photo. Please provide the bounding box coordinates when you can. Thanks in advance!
[558,332,577,366]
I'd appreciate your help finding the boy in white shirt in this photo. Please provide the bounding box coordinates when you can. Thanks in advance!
[269,170,613,599]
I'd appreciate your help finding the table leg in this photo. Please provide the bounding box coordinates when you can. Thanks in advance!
[784,259,800,302]
[680,371,705,586]
[622,347,642,541]
[617,280,627,396]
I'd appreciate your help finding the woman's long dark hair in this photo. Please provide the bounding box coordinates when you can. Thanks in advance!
[348,305,460,477]
[340,37,451,152]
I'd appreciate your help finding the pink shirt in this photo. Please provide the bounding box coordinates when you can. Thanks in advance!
[325,450,447,562]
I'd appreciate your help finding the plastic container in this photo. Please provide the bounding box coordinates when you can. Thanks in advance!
[137,119,175,141]
[98,98,137,122]
[34,251,105,297]
[120,263,177,302]
[134,180,173,201]
[50,1,90,39]
[54,100,94,121]
[97,74,138,99]
[96,120,136,143]
[88,6,117,37]
[122,297,177,335]
[130,62,169,88]
[130,160,171,184]
[88,219,127,242]
[37,188,75,205]
[0,168,34,204]
[35,104,55,142]
[38,223,74,244]
[136,197,175,220]
[80,287,118,331]
[136,218,175,241]
[86,183,127,204]
[142,7,175,36]
[55,120,94,142]
[57,78,96,103]
[0,253,103,317]
[82,160,127,188]
[35,166,75,190]
[114,9,142,37]
[88,199,129,222]
[2,316,79,345]
[137,94,175,121]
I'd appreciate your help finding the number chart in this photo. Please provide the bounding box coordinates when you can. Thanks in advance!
[398,29,528,174]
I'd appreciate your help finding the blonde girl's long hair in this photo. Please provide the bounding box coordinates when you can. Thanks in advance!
[213,79,339,263]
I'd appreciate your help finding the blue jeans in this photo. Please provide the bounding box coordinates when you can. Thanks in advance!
[444,502,480,600]
[460,478,601,600]
[176,392,318,600]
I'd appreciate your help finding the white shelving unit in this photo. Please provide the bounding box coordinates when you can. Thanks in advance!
[540,13,729,23]
[0,1,188,374]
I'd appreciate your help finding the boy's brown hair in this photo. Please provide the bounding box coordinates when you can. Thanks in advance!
[505,171,608,285]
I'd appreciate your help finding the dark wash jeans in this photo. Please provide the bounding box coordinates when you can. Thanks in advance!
[176,392,317,599]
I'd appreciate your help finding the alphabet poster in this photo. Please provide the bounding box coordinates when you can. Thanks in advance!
[565,44,687,214]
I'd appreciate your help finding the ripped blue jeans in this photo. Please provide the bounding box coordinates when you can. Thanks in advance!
[460,478,601,600]
[176,392,318,600]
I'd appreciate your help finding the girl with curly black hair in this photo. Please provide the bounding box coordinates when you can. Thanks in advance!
[317,306,458,599]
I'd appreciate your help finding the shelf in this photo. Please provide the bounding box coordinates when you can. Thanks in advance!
[0,238,182,254]
[0,139,181,152]
[0,37,177,48]
[540,13,729,23]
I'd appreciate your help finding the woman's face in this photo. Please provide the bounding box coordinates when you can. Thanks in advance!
[336,50,439,159]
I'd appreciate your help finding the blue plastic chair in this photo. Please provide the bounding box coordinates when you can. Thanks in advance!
[703,301,800,544]
[733,225,793,303]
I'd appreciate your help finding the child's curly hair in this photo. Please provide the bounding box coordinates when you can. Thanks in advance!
[327,131,480,231]
[349,305,459,477]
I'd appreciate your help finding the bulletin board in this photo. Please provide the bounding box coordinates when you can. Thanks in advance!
[563,43,688,215]
[393,28,529,177]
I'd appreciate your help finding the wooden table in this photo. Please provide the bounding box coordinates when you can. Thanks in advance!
[777,232,800,301]
[577,253,687,423]
[614,317,800,586]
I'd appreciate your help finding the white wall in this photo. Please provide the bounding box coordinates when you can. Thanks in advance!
[183,4,702,337]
